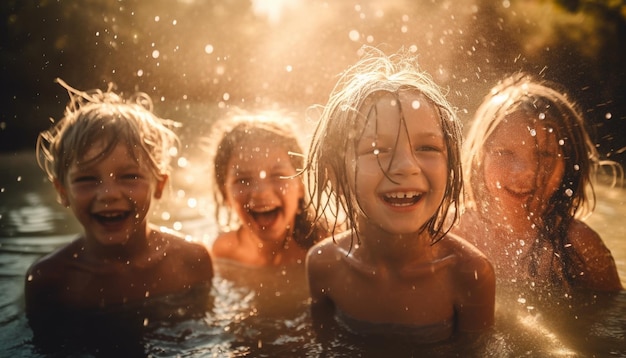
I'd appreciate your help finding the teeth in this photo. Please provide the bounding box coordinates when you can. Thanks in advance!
[96,212,124,219]
[96,212,125,218]
[385,191,420,199]
[251,206,277,213]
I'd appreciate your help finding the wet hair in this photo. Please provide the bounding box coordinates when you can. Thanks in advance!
[463,73,623,284]
[306,46,463,247]
[37,78,180,186]
[205,111,326,249]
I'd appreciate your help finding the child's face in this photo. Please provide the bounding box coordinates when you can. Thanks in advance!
[224,138,303,243]
[482,113,565,216]
[352,91,449,235]
[55,141,166,247]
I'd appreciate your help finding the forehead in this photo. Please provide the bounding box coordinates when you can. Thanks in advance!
[488,112,559,147]
[226,138,294,168]
[76,141,141,167]
[360,90,441,135]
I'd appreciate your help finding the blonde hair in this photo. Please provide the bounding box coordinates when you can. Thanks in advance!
[37,78,180,186]
[463,73,623,283]
[306,46,463,246]
[464,73,623,219]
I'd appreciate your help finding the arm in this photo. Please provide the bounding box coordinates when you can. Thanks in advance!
[568,220,623,292]
[305,239,337,328]
[453,240,496,332]
[24,255,67,331]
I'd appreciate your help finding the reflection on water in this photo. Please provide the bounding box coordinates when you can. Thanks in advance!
[0,151,624,357]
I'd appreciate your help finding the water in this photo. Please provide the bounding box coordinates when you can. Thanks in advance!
[1,151,625,357]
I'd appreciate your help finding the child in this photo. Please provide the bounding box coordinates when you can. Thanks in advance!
[304,47,495,341]
[206,112,329,267]
[25,79,214,322]
[455,73,623,292]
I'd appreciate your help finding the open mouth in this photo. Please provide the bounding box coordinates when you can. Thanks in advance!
[249,207,281,229]
[92,211,131,226]
[382,191,422,207]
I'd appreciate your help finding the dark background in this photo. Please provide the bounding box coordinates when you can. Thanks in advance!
[2,0,624,166]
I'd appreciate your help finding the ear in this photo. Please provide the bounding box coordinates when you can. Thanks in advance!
[53,179,70,207]
[154,174,168,199]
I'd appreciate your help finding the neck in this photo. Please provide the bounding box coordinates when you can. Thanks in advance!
[83,226,159,264]
[237,227,293,266]
[353,220,437,267]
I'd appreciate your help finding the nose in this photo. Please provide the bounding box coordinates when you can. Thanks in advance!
[510,154,539,185]
[388,143,422,177]
[96,177,123,203]
[248,173,276,198]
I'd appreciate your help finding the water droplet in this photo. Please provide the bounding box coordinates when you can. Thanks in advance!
[538,113,546,120]
[348,30,360,41]
[605,112,612,120]
[411,100,421,109]
[565,188,573,197]
[558,139,564,146]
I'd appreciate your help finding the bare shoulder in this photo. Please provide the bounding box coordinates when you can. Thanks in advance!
[156,228,210,259]
[211,231,239,259]
[306,231,352,269]
[566,219,616,262]
[567,219,622,291]
[26,238,84,278]
[441,232,494,283]
[24,238,85,311]
[306,232,352,303]
[151,228,213,279]
[442,232,490,260]
[567,220,604,248]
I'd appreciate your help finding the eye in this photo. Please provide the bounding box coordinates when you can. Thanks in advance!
[72,175,98,184]
[236,177,252,186]
[361,146,391,156]
[121,173,142,180]
[416,145,443,153]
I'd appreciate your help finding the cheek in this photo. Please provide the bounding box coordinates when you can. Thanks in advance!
[482,159,508,194]
[279,180,303,200]
[225,185,248,206]
[545,161,565,195]
[483,156,507,181]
